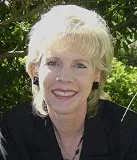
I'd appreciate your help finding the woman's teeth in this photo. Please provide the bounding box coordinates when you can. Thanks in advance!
[53,91,76,96]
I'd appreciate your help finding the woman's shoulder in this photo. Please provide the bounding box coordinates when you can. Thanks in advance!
[99,99,137,129]
[1,100,37,128]
[98,99,137,158]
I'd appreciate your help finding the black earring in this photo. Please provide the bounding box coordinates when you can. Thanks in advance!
[92,82,99,90]
[33,77,39,86]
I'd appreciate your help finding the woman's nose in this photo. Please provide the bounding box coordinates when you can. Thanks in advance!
[56,67,74,83]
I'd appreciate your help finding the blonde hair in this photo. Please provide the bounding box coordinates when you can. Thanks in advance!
[26,5,113,117]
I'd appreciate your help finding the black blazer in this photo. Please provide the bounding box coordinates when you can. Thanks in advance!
[0,99,137,160]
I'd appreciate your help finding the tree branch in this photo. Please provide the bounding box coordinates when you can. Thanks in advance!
[0,51,27,60]
[0,1,51,27]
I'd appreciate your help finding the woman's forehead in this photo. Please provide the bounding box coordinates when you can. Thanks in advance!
[45,46,90,59]
[45,37,92,57]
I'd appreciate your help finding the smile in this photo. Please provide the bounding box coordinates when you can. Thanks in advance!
[52,89,77,99]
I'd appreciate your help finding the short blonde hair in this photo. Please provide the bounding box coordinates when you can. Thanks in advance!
[26,5,113,117]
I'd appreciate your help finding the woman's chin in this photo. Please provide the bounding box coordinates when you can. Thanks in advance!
[48,104,79,116]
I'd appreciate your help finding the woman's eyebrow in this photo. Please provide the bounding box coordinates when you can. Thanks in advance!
[44,55,60,60]
[73,59,90,64]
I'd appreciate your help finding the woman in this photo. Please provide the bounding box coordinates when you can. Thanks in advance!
[1,5,137,160]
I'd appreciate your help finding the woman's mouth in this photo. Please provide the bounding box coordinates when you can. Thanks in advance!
[52,89,77,100]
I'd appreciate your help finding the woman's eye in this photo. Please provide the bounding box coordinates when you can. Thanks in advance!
[47,61,58,66]
[75,63,86,69]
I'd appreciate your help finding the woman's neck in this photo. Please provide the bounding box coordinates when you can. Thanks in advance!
[48,108,86,138]
[48,109,86,160]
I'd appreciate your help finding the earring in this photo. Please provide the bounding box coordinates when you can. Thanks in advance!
[33,77,39,86]
[92,82,99,90]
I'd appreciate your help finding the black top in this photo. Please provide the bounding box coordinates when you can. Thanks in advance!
[0,99,137,160]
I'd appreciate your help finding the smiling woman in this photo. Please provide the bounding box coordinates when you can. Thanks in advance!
[26,5,113,117]
[1,4,137,160]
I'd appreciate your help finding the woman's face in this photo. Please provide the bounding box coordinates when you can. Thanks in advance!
[38,45,100,116]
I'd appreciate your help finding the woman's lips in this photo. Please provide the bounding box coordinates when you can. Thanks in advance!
[52,88,77,100]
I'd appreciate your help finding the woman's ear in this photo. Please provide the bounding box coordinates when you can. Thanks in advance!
[94,70,101,82]
[92,70,101,90]
[27,63,38,79]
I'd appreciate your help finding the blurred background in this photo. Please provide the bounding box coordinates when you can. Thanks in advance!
[0,0,137,119]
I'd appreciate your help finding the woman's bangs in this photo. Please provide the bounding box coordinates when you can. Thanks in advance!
[48,32,98,57]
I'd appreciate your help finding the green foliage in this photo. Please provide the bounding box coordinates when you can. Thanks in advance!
[105,58,137,111]
[0,57,32,118]
[0,22,30,52]
[115,42,137,67]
